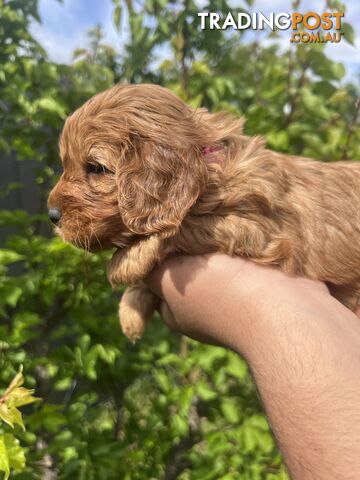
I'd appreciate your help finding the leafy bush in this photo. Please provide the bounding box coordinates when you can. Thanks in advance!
[0,369,39,479]
[0,0,358,478]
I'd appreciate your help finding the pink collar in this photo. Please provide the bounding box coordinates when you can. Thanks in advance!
[203,145,223,155]
[203,145,225,165]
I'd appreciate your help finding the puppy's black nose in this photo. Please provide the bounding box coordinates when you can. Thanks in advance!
[48,207,62,225]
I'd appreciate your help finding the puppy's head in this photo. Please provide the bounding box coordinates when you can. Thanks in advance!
[48,84,241,251]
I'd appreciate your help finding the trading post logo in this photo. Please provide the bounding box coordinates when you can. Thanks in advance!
[198,11,345,44]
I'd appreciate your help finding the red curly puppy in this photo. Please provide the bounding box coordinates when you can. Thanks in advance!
[48,84,360,341]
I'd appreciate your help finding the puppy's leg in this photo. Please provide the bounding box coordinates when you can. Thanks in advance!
[108,235,165,286]
[119,284,160,342]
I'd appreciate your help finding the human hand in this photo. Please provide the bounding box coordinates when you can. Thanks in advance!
[146,254,360,480]
[145,253,336,356]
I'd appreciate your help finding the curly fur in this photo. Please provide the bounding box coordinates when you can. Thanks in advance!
[48,83,360,341]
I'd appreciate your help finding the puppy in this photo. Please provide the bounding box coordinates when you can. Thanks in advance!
[48,83,360,341]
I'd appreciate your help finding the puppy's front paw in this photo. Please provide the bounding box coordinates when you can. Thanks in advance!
[119,301,147,343]
[108,236,162,286]
[119,285,160,342]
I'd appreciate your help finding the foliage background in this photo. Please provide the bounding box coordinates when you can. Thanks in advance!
[0,0,359,478]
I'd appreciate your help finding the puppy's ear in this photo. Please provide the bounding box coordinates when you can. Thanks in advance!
[117,141,208,237]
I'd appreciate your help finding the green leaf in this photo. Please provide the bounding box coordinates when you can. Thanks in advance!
[0,368,40,430]
[328,88,349,105]
[36,97,66,118]
[266,131,289,151]
[221,398,240,423]
[192,61,210,76]
[331,62,345,81]
[0,250,24,265]
[197,381,217,401]
[0,434,26,479]
[5,286,22,308]
[113,5,122,31]
[4,434,26,471]
[341,22,355,45]
[327,0,346,10]
[0,403,16,429]
[155,370,171,393]
[158,17,170,36]
[206,87,219,105]
[225,354,248,381]
[170,414,188,437]
[302,88,330,119]
[0,436,10,480]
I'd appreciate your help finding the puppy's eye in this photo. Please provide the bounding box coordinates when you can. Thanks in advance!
[86,163,111,175]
